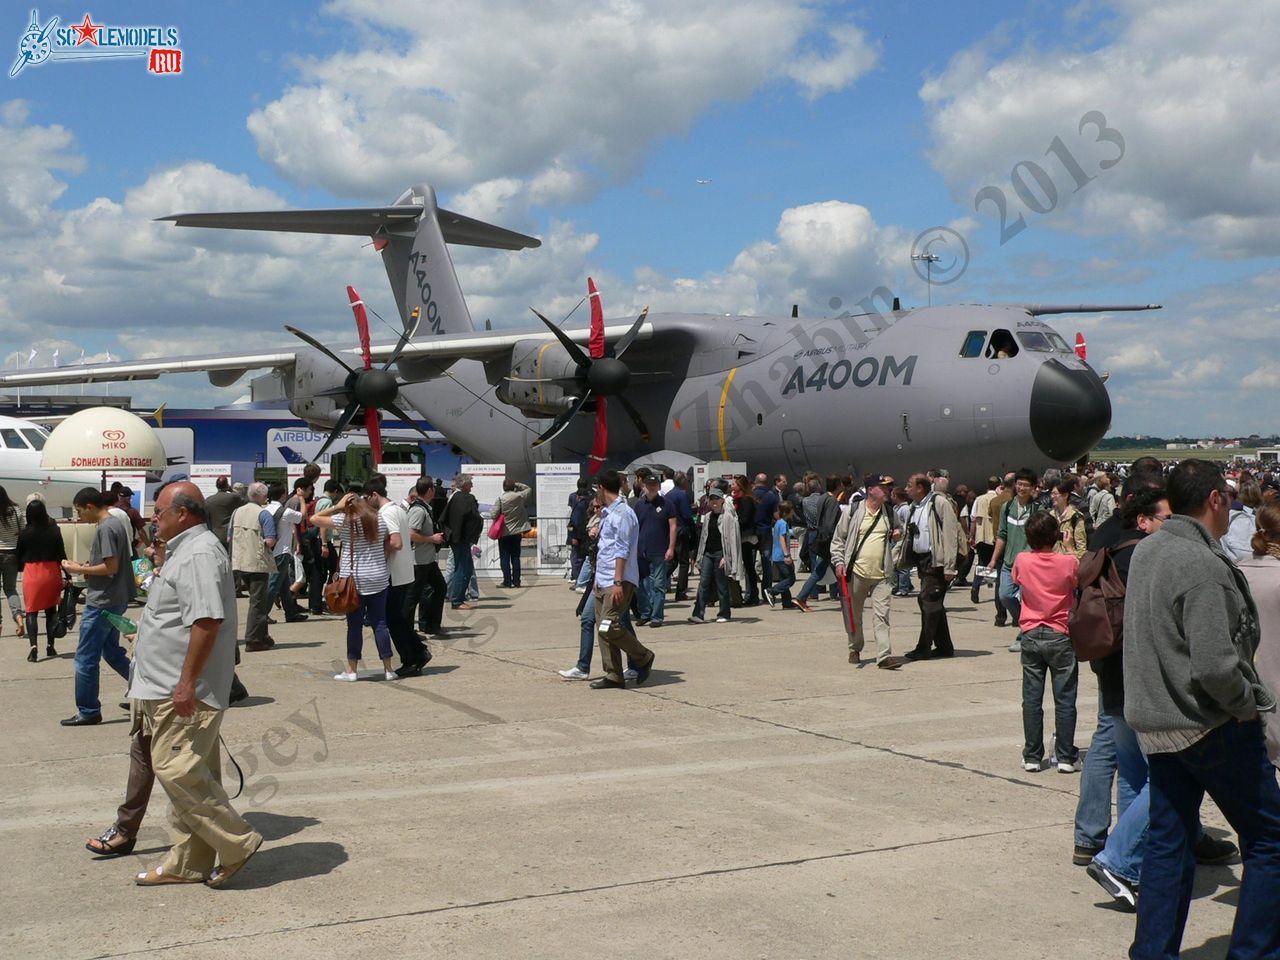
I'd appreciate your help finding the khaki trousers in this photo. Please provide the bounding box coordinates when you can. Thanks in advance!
[847,574,893,660]
[141,699,262,880]
[594,583,653,684]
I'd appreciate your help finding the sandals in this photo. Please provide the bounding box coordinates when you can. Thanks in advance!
[207,835,263,889]
[135,865,204,886]
[87,825,136,857]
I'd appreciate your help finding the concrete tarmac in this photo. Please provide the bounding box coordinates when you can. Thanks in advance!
[0,578,1241,959]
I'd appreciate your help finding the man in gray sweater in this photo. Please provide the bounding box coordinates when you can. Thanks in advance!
[1123,459,1280,960]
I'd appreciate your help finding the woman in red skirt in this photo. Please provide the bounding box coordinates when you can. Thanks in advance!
[17,498,65,661]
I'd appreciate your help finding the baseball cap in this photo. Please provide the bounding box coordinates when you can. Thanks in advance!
[865,473,894,487]
[707,488,725,499]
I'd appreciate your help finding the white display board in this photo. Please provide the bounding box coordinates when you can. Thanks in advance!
[466,463,507,576]
[286,464,330,492]
[104,471,148,513]
[536,463,580,573]
[190,463,231,498]
[380,463,423,503]
[691,460,746,496]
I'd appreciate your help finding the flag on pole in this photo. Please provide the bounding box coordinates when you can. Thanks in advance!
[26,348,36,367]
[51,349,59,367]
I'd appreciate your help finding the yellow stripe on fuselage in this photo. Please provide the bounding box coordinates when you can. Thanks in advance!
[717,367,738,460]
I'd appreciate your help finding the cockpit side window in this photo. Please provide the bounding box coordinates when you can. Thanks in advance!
[986,329,1019,359]
[959,331,987,358]
[19,429,45,450]
[0,429,29,449]
[1017,331,1054,352]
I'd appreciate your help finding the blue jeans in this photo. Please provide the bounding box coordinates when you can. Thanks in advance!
[637,554,671,624]
[771,560,795,604]
[691,551,730,620]
[998,566,1022,625]
[449,544,475,606]
[498,534,522,585]
[575,556,594,590]
[577,596,635,674]
[345,587,392,662]
[74,603,131,719]
[756,529,773,593]
[268,553,301,619]
[894,566,914,594]
[796,549,830,603]
[1019,625,1078,764]
[1076,708,1146,849]
[1133,719,1280,960]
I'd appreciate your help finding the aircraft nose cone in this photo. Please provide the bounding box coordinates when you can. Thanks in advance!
[587,357,631,396]
[1029,359,1111,462]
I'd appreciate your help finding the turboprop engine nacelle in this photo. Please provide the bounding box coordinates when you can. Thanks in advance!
[495,339,580,417]
[287,349,353,429]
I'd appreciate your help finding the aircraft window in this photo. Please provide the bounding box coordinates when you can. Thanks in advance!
[1046,332,1073,353]
[1017,331,1054,352]
[959,331,987,358]
[0,429,28,449]
[986,329,1019,359]
[19,429,45,450]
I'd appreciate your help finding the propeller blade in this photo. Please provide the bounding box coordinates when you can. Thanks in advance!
[530,391,592,449]
[587,397,609,476]
[531,308,592,368]
[384,400,434,441]
[587,277,606,361]
[364,406,383,465]
[284,325,357,375]
[315,401,362,461]
[383,307,423,371]
[347,285,373,370]
[616,395,652,443]
[609,306,649,359]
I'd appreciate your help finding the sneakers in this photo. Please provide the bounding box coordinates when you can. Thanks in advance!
[1058,758,1082,773]
[1086,860,1137,911]
[1022,759,1042,772]
[1194,833,1239,865]
[383,670,398,680]
[558,666,590,681]
[623,668,638,681]
[1008,640,1021,652]
[333,671,358,682]
[715,616,730,623]
[687,614,705,624]
[763,590,776,608]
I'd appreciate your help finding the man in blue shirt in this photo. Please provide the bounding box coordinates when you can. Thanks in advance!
[664,472,695,600]
[633,471,677,628]
[752,473,780,604]
[591,470,656,690]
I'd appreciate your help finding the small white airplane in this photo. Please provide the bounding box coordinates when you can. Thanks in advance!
[0,415,102,510]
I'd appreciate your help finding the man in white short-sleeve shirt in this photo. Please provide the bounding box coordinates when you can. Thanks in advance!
[366,474,428,675]
[265,481,306,623]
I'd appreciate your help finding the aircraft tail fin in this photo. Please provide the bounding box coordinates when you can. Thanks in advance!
[159,183,540,337]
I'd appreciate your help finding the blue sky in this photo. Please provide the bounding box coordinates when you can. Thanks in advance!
[2,0,1277,436]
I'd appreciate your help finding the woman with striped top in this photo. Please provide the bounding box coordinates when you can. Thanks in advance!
[312,492,398,681]
[0,486,25,636]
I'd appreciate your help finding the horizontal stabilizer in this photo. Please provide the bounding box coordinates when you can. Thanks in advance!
[1023,304,1162,315]
[158,206,541,250]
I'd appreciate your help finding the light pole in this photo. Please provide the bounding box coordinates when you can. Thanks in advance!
[911,252,940,307]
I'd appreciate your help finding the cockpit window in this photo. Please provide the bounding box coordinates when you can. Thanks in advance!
[19,429,45,450]
[959,331,987,358]
[1017,331,1075,354]
[0,429,28,449]
[986,329,1019,359]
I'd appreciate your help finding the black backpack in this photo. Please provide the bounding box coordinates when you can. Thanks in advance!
[1068,537,1140,661]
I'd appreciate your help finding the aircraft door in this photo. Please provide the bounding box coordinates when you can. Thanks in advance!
[782,429,810,476]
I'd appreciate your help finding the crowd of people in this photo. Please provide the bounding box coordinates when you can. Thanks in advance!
[22,451,1280,953]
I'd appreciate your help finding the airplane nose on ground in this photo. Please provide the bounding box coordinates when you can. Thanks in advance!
[1029,360,1112,462]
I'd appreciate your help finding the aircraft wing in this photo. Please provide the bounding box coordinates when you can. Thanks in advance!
[0,322,653,388]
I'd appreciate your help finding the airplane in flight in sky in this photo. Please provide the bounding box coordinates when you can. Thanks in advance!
[0,183,1158,482]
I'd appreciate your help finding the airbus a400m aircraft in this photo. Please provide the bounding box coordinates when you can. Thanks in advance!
[0,183,1159,481]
